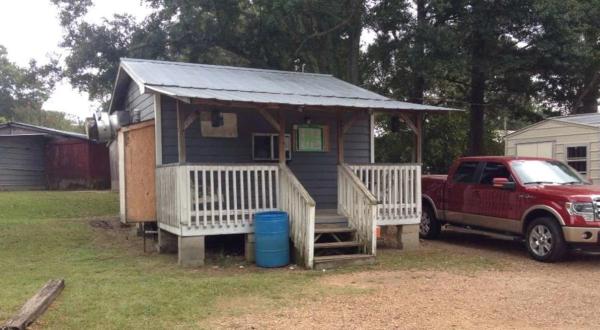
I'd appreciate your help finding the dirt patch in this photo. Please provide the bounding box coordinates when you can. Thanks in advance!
[88,219,115,229]
[208,231,600,329]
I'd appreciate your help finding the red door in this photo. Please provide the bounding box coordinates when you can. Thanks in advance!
[470,161,521,232]
[445,161,481,221]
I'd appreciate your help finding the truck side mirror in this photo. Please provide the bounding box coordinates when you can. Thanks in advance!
[493,177,515,190]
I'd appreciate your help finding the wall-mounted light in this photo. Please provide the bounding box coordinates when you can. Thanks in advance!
[304,116,312,124]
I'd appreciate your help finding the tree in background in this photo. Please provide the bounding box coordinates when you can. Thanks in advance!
[0,46,82,130]
[52,0,366,107]
[532,0,600,114]
[51,0,600,172]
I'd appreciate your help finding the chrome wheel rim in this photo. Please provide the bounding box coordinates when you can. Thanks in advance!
[420,211,431,235]
[529,224,553,257]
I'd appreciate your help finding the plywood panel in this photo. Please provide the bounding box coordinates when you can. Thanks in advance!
[124,121,156,222]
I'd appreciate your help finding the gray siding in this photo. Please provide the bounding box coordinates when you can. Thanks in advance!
[0,136,46,190]
[160,96,371,208]
[125,81,154,122]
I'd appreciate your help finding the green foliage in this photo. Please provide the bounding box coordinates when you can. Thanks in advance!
[0,44,81,132]
[0,45,59,123]
[532,0,600,113]
[52,0,366,108]
[50,0,600,168]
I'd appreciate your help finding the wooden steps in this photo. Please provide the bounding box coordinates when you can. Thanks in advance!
[314,254,375,270]
[315,227,356,234]
[314,241,361,249]
[313,209,374,269]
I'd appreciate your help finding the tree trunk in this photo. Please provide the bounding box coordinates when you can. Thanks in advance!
[409,0,426,104]
[468,32,486,156]
[347,0,363,84]
[575,71,599,114]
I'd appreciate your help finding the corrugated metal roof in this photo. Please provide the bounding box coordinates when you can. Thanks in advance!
[0,122,88,140]
[553,113,600,127]
[115,58,458,112]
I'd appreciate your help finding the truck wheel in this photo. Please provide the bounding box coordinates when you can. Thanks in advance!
[525,217,567,262]
[420,204,441,239]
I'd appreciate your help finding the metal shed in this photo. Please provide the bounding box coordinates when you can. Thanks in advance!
[505,113,600,184]
[0,122,110,190]
[0,134,47,190]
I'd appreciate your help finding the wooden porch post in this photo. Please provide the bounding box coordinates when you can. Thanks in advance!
[278,112,286,164]
[337,110,344,164]
[176,100,186,163]
[415,112,423,163]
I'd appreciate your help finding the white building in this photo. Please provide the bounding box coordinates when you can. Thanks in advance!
[505,113,600,183]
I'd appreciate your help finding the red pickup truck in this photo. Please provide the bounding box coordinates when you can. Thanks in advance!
[421,156,600,262]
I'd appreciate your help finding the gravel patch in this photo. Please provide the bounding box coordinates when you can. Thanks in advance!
[208,231,600,329]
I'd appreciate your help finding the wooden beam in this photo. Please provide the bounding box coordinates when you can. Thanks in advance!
[369,112,375,163]
[258,108,281,132]
[176,100,186,163]
[337,110,344,164]
[183,111,199,130]
[278,113,286,164]
[415,112,423,163]
[154,94,163,166]
[3,279,65,330]
[118,130,126,223]
[398,112,418,134]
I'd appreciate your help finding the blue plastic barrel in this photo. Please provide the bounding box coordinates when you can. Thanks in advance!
[254,211,290,268]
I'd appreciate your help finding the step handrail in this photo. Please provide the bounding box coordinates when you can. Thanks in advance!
[279,163,316,268]
[338,164,378,255]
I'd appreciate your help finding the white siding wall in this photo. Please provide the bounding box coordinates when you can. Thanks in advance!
[505,120,600,183]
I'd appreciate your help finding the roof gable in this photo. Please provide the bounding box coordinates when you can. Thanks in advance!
[505,117,599,140]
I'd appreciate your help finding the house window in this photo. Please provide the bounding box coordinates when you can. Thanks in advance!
[252,133,291,161]
[566,145,587,175]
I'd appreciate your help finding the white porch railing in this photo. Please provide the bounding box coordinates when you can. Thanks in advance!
[156,163,317,267]
[349,164,421,226]
[279,164,316,268]
[156,164,279,236]
[338,164,378,255]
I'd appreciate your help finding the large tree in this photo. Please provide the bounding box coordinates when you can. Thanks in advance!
[366,0,543,163]
[532,0,600,114]
[0,45,59,123]
[52,0,366,108]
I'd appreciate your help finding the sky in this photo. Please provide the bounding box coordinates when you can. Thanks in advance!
[0,0,153,119]
[0,1,379,120]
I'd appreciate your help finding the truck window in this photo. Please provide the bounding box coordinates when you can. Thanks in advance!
[452,161,479,183]
[480,162,512,185]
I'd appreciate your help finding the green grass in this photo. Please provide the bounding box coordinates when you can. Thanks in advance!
[0,191,499,329]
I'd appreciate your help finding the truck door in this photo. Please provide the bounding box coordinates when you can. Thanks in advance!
[468,161,521,233]
[445,161,481,223]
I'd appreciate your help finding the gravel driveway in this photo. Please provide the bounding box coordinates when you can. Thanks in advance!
[209,230,600,329]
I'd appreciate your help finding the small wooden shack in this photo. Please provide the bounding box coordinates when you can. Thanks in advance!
[108,58,457,268]
[0,122,110,190]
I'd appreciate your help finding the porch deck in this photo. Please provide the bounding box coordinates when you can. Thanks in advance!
[156,162,421,268]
